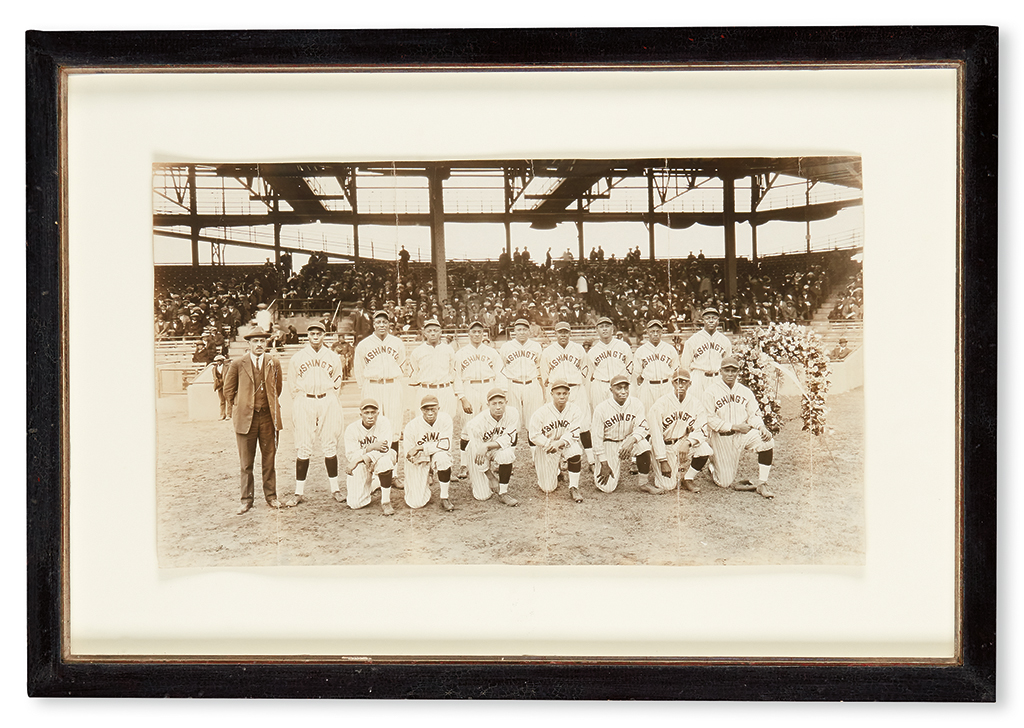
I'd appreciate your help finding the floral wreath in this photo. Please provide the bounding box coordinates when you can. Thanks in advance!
[733,322,831,436]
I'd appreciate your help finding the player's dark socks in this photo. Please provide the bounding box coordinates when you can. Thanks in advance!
[758,449,774,466]
[636,451,652,475]
[325,456,338,478]
[437,468,452,483]
[580,431,593,449]
[497,463,512,484]
[391,441,399,455]
[567,455,582,473]
[378,469,393,488]
[460,438,468,452]
[691,455,709,472]
[295,458,310,481]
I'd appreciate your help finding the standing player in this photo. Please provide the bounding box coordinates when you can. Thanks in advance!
[409,318,458,421]
[454,321,502,480]
[540,321,595,469]
[648,367,713,493]
[284,320,345,506]
[591,374,655,494]
[343,398,397,515]
[354,310,407,456]
[588,316,634,408]
[499,318,544,443]
[529,379,585,503]
[681,306,732,402]
[634,320,679,417]
[402,394,456,511]
[465,388,520,505]
[703,356,775,498]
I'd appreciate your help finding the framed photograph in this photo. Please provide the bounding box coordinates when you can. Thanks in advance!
[26,27,996,699]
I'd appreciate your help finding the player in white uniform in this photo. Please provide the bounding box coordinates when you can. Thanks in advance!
[454,321,503,480]
[528,379,585,502]
[588,316,634,407]
[648,367,714,493]
[354,311,407,454]
[680,306,732,403]
[540,321,595,468]
[633,319,679,417]
[499,318,544,444]
[591,374,655,494]
[343,398,398,515]
[402,394,456,511]
[703,356,775,498]
[409,318,458,421]
[284,320,345,506]
[465,388,521,505]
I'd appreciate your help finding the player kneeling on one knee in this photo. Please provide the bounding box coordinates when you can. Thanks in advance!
[649,367,714,493]
[343,398,397,515]
[403,394,456,512]
[466,387,520,506]
[529,379,586,503]
[592,374,657,494]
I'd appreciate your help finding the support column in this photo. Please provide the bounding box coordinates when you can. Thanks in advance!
[350,174,360,263]
[428,166,449,305]
[273,196,281,265]
[188,164,199,266]
[805,178,813,253]
[722,175,737,301]
[750,175,760,263]
[504,170,513,256]
[647,168,656,260]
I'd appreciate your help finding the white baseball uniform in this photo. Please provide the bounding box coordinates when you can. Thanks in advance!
[288,343,344,459]
[354,332,407,438]
[528,401,584,493]
[702,378,775,487]
[409,340,458,421]
[648,390,714,491]
[588,338,634,406]
[465,406,520,500]
[539,341,592,429]
[401,412,454,509]
[499,338,544,430]
[681,327,732,401]
[634,339,679,415]
[343,414,396,509]
[591,395,652,493]
[454,342,503,416]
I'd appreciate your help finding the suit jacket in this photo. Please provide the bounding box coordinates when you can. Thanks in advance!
[224,354,283,434]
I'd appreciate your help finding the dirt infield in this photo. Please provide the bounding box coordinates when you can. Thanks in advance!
[156,389,864,567]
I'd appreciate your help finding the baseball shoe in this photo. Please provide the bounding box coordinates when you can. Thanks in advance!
[756,481,775,499]
[332,491,345,503]
[284,495,304,507]
[630,464,639,475]
[456,466,469,480]
[441,498,455,512]
[381,502,395,516]
[497,492,519,507]
[732,479,757,492]
[266,498,282,509]
[639,482,664,495]
[236,502,252,515]
[569,487,583,503]
[682,479,701,493]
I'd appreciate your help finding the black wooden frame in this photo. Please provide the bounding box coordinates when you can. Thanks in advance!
[26,27,997,700]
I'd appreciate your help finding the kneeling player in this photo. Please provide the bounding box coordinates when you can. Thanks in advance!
[591,374,655,494]
[466,388,520,505]
[648,367,713,493]
[703,356,775,499]
[344,398,397,515]
[529,379,585,503]
[403,394,456,511]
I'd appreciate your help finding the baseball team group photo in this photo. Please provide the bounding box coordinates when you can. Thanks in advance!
[153,157,865,567]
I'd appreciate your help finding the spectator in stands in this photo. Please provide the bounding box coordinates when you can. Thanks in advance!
[830,337,852,361]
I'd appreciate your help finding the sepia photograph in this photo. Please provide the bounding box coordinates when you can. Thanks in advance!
[153,156,865,567]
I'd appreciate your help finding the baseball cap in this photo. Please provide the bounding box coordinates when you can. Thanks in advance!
[671,367,691,382]
[702,306,720,316]
[420,394,440,408]
[359,398,379,411]
[646,320,664,330]
[554,321,571,332]
[468,320,485,330]
[596,316,614,326]
[423,318,441,328]
[610,373,630,387]
[513,318,530,328]
[373,310,390,321]
[549,378,571,391]
[721,356,740,370]
[486,387,507,402]
[306,320,326,333]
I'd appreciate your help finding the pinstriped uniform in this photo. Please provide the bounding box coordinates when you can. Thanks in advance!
[465,406,520,500]
[648,391,714,491]
[588,338,635,407]
[499,338,544,429]
[539,341,592,429]
[591,396,651,493]
[528,402,583,493]
[288,344,344,459]
[454,343,503,416]
[702,379,774,487]
[354,332,406,438]
[343,415,396,509]
[680,328,732,402]
[409,341,458,421]
[633,340,679,416]
[401,412,454,509]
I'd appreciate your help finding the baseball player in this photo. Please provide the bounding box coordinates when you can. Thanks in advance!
[284,320,345,506]
[648,367,713,493]
[499,318,544,442]
[465,388,521,505]
[343,398,398,515]
[702,356,775,498]
[591,374,655,494]
[402,394,456,511]
[588,316,634,407]
[354,310,407,454]
[454,321,503,480]
[409,318,458,421]
[540,321,595,468]
[633,319,679,417]
[680,306,732,402]
[528,379,585,503]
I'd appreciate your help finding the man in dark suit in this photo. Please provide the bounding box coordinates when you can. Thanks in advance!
[224,328,284,514]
